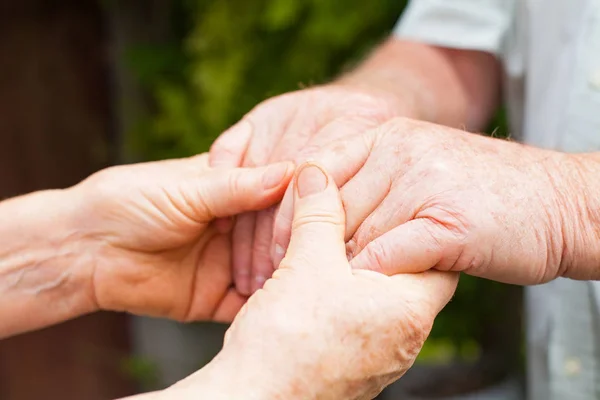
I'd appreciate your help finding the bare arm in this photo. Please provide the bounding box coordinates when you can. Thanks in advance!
[0,190,94,338]
[557,152,600,280]
[339,38,503,131]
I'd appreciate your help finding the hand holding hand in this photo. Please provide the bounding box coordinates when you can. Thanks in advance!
[273,118,600,284]
[209,83,410,295]
[162,163,457,400]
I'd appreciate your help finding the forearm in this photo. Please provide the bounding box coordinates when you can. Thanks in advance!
[339,38,502,131]
[122,355,286,400]
[0,189,95,338]
[554,152,600,280]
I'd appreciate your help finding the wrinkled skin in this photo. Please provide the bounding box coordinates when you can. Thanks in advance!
[166,163,457,400]
[69,154,293,322]
[209,84,411,295]
[273,117,593,285]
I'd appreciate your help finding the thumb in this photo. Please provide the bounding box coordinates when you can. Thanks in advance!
[350,218,458,275]
[189,162,294,220]
[282,162,348,271]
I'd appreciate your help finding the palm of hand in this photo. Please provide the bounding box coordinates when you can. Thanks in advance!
[73,156,245,322]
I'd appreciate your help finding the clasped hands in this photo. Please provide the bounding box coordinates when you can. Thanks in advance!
[106,116,595,398]
[3,88,597,398]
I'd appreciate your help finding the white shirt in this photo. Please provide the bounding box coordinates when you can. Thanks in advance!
[396,1,600,399]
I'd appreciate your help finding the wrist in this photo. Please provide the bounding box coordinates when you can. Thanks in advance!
[168,351,289,399]
[0,189,97,337]
[544,152,600,280]
[336,39,474,127]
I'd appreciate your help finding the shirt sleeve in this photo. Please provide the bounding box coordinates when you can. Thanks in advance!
[394,0,516,56]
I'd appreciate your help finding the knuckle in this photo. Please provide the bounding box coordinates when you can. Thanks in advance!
[227,172,245,197]
[292,212,344,231]
[81,167,124,206]
[421,206,470,243]
[351,223,385,254]
[294,143,323,161]
[336,89,400,121]
[362,240,390,273]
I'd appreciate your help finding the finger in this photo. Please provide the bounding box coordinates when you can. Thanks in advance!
[184,234,232,321]
[271,183,294,266]
[250,207,276,293]
[232,213,256,296]
[190,162,294,297]
[250,120,362,292]
[224,110,291,299]
[193,162,294,220]
[340,154,394,242]
[346,156,459,260]
[209,120,253,167]
[271,134,374,267]
[349,218,463,275]
[282,162,347,271]
[213,288,247,323]
[210,121,251,233]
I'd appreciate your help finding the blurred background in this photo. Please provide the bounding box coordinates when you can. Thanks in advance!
[0,1,522,399]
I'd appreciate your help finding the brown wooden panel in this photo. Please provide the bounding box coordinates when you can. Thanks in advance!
[0,1,133,399]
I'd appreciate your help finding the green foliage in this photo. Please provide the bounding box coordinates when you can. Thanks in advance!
[121,356,160,390]
[126,0,407,159]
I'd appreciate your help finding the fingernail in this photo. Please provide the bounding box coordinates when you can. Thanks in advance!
[252,275,267,292]
[274,244,285,257]
[272,244,286,267]
[235,270,251,296]
[262,162,293,189]
[296,164,328,198]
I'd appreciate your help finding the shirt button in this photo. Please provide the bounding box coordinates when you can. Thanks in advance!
[564,357,582,376]
[589,70,600,91]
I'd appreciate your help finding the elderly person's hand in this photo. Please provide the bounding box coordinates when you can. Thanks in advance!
[0,154,293,337]
[207,38,491,297]
[137,162,457,400]
[273,118,600,285]
[209,83,409,296]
